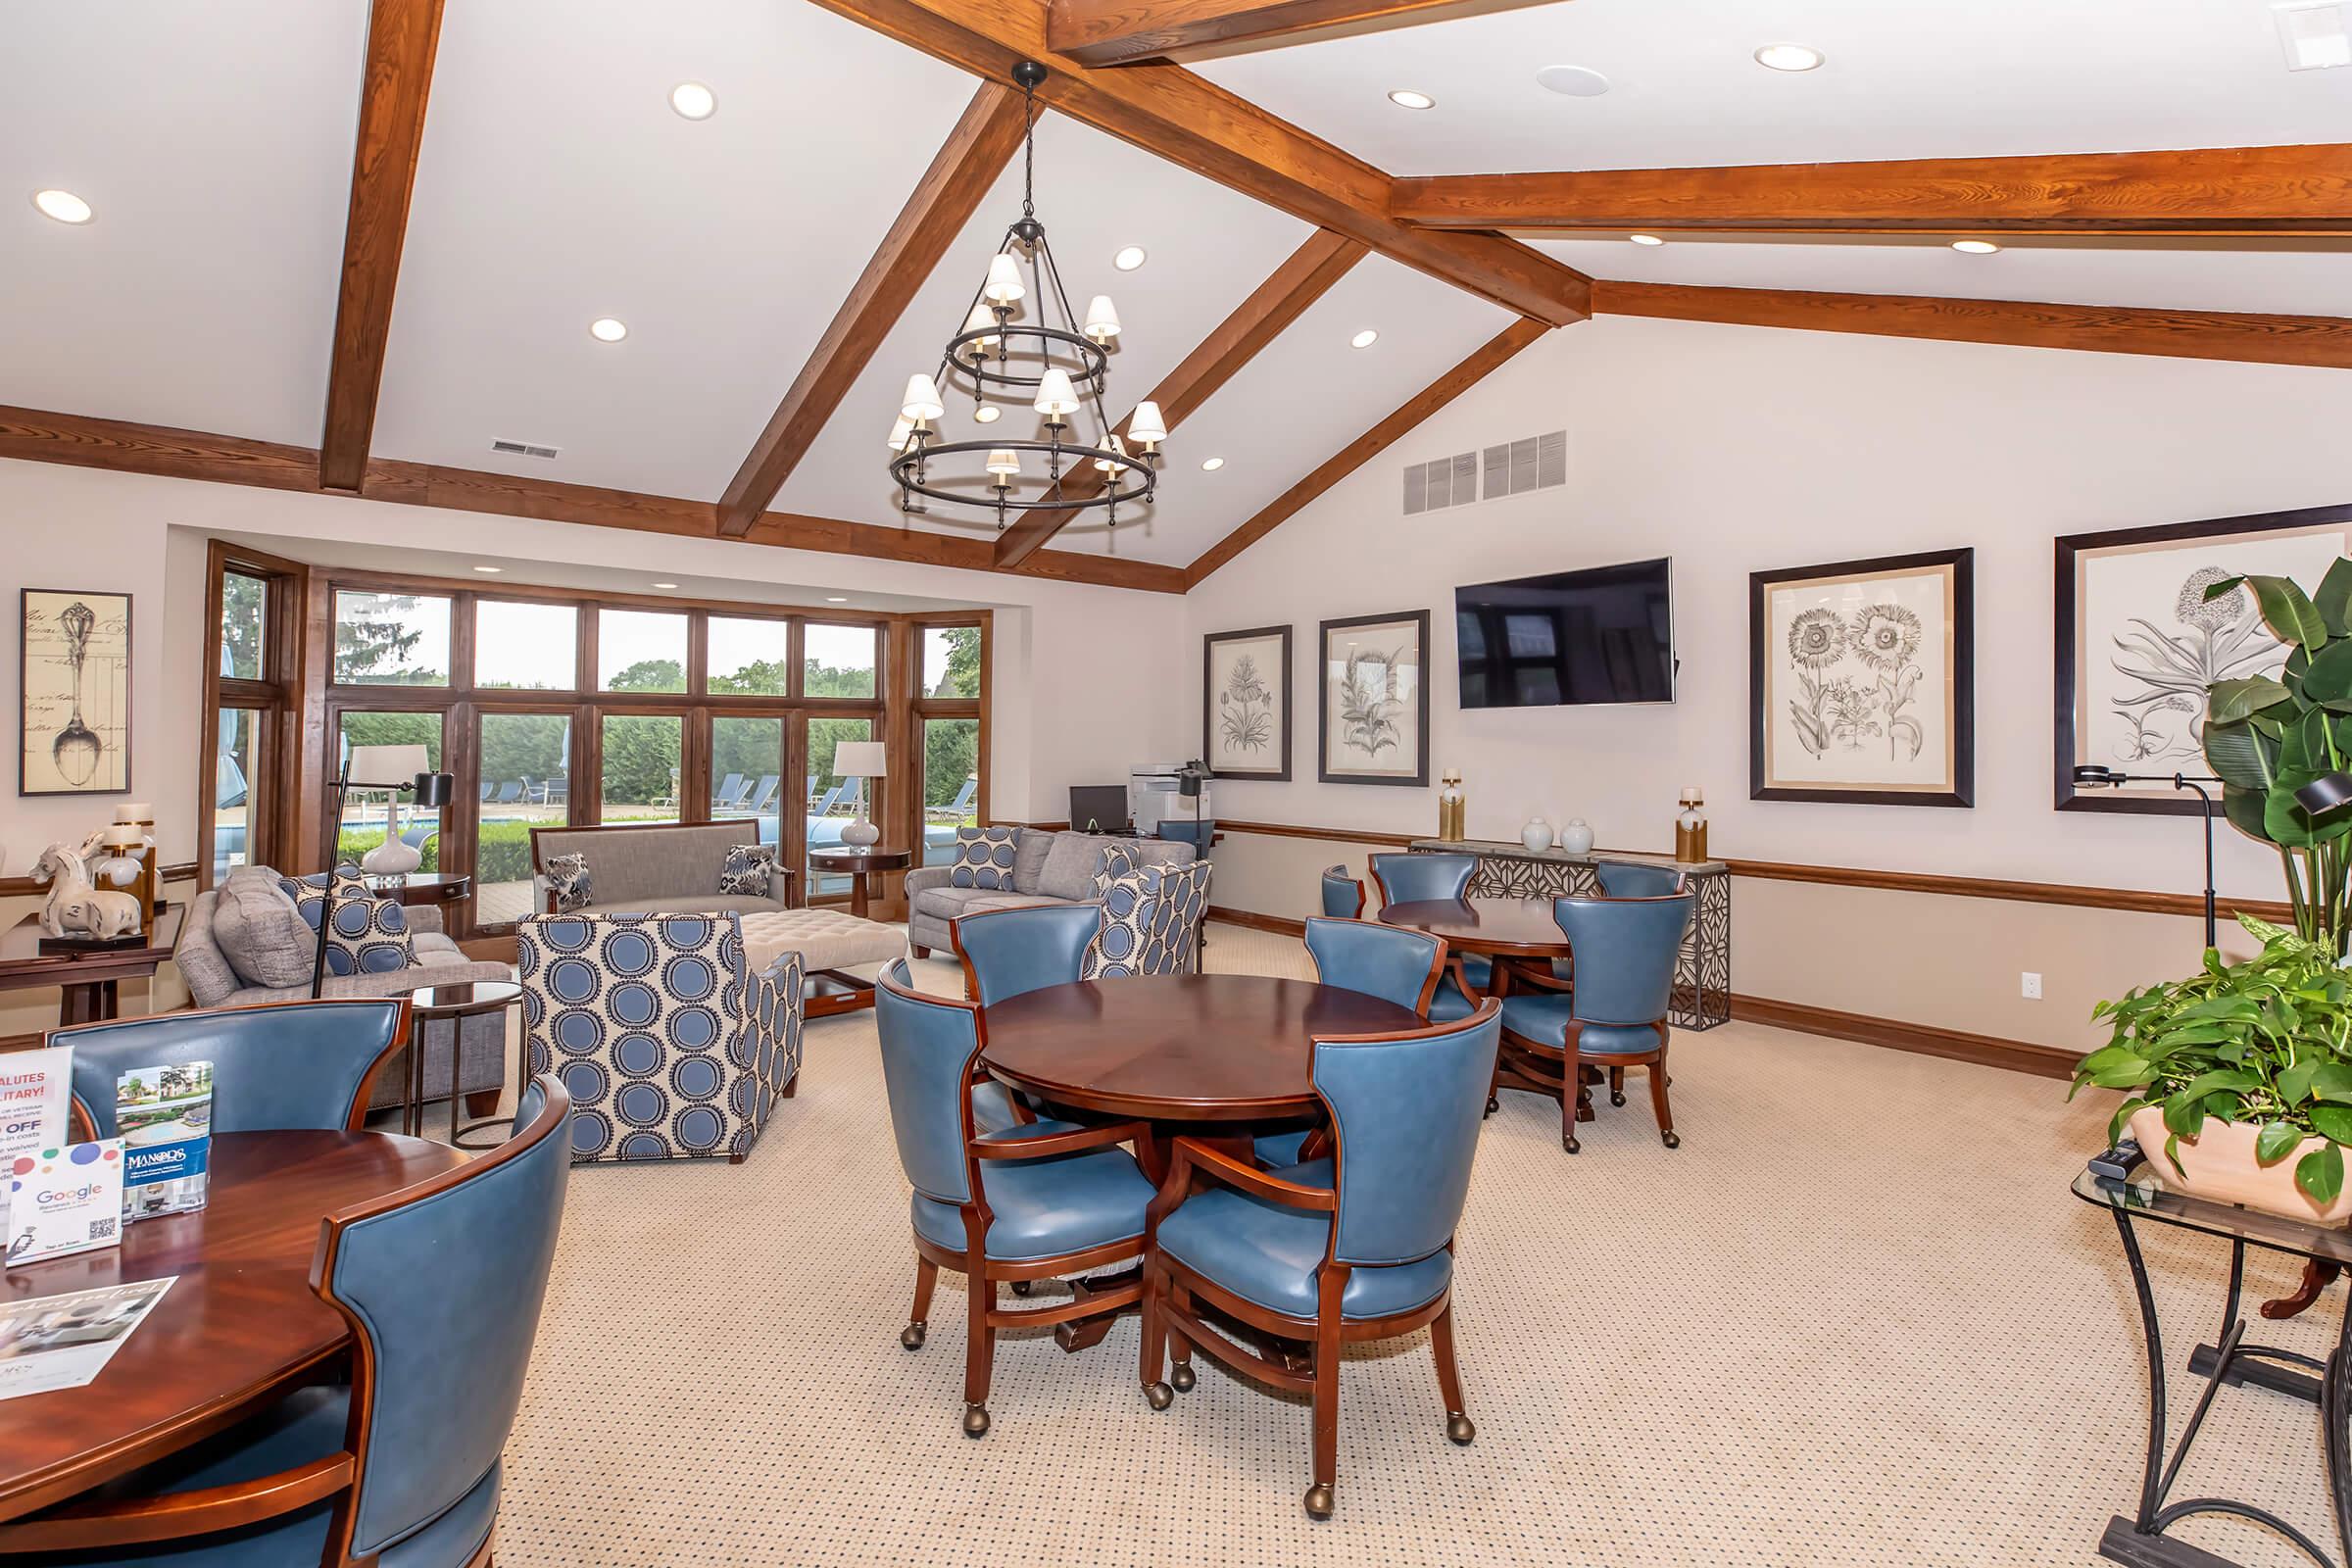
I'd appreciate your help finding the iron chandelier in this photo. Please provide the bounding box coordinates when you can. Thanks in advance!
[888,61,1164,532]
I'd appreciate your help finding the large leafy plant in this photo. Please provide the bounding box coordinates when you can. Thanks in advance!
[2074,915,2352,1202]
[2200,561,2352,956]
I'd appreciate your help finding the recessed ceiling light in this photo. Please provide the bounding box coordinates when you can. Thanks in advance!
[1630,233,1665,246]
[589,318,628,342]
[1113,245,1148,271]
[1350,329,1379,349]
[1387,88,1436,110]
[1535,65,1611,97]
[31,189,91,224]
[1753,43,1825,72]
[1200,457,1225,471]
[973,405,1001,423]
[669,81,717,120]
[1951,239,2001,255]
[651,581,679,589]
[471,565,504,573]
[825,595,849,603]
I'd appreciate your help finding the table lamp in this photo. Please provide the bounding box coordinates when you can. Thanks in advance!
[833,741,889,849]
[314,749,453,997]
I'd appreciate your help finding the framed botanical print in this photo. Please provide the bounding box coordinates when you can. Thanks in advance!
[21,589,132,797]
[1203,625,1291,781]
[1750,550,1973,808]
[1318,610,1429,788]
[2057,501,2352,813]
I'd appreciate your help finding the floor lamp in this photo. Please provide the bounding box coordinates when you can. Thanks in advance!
[2071,765,2223,952]
[312,748,453,999]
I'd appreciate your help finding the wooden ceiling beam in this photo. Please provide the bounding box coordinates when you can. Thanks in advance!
[1592,281,2352,369]
[994,228,1369,566]
[318,0,447,493]
[1391,143,2352,235]
[1047,0,1490,66]
[802,0,1590,325]
[0,406,1185,594]
[1184,317,1548,586]
[716,82,1030,538]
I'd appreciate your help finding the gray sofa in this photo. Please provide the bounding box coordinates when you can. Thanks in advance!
[905,828,1198,956]
[529,821,796,916]
[176,880,512,1116]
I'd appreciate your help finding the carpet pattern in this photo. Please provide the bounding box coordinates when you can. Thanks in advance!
[480,923,2346,1567]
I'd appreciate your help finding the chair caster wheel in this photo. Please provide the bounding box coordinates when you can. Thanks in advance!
[1171,1363,1196,1393]
[1304,1484,1335,1520]
[1446,1412,1475,1446]
[1563,1136,1580,1154]
[1146,1382,1175,1411]
[901,1322,926,1350]
[962,1403,990,1438]
[1662,1130,1680,1149]
[1484,1096,1498,1116]
[1009,1279,1033,1297]
[1609,1091,1626,1107]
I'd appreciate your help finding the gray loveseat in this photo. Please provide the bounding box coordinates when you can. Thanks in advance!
[529,821,797,916]
[176,877,513,1117]
[905,828,1198,956]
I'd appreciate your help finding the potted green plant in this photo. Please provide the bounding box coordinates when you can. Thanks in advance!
[2074,913,2352,1221]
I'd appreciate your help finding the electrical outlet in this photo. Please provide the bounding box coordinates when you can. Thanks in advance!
[2021,972,2043,1001]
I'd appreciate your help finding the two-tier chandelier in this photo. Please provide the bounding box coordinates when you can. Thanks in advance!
[888,61,1164,533]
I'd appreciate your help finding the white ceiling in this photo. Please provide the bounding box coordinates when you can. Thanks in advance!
[0,0,365,444]
[1195,0,2352,174]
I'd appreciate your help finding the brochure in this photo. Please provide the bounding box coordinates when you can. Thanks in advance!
[0,1046,73,1163]
[0,1276,176,1400]
[116,1061,212,1222]
[6,1141,124,1267]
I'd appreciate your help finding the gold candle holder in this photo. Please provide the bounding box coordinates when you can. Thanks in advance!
[1674,787,1708,863]
[1438,769,1466,842]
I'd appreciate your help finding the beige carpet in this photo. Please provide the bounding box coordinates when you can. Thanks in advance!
[480,924,2347,1567]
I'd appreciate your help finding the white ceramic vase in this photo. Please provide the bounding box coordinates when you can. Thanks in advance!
[840,815,881,849]
[360,793,423,876]
[1520,817,1554,854]
[1559,818,1593,857]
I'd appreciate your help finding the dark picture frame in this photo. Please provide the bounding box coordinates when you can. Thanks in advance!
[1317,609,1430,788]
[2056,501,2352,814]
[1749,549,1974,808]
[1201,624,1292,782]
[21,588,133,798]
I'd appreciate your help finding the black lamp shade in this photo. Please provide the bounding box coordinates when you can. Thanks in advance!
[2297,771,2352,818]
[411,771,455,808]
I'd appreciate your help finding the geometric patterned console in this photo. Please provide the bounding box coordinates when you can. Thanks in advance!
[1406,839,1731,1030]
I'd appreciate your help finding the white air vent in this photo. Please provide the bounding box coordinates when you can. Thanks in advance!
[1405,431,1566,514]
[490,438,561,460]
[2277,0,2351,69]
[1403,451,1480,514]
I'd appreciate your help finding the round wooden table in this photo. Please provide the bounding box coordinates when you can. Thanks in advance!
[0,1130,466,1524]
[978,973,1424,1122]
[808,847,911,920]
[1375,897,1573,961]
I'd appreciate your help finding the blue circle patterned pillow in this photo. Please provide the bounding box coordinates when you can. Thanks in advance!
[277,865,415,977]
[948,826,1019,890]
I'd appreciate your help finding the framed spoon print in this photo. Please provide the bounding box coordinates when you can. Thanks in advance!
[21,589,131,796]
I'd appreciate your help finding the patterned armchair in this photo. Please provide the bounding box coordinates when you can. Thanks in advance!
[1086,860,1213,979]
[518,911,802,1164]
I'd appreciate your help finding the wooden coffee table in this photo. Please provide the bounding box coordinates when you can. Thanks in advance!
[0,904,185,1027]
[808,847,910,920]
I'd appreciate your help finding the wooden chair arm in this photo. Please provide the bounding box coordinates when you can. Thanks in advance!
[0,1453,353,1553]
[1173,1137,1336,1211]
[972,1120,1152,1160]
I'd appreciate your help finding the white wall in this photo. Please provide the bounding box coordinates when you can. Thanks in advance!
[1184,315,2352,904]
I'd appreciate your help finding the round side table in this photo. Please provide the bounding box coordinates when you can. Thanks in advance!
[405,979,524,1150]
[808,847,912,920]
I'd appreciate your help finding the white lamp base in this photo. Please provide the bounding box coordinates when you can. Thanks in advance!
[840,815,881,849]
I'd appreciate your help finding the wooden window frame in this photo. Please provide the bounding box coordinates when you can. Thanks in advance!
[199,540,312,891]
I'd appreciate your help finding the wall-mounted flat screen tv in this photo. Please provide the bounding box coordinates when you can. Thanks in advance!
[1455,558,1675,708]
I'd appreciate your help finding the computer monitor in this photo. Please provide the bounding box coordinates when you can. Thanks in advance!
[1068,786,1130,834]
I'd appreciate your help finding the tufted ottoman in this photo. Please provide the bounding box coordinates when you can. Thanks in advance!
[739,907,907,1017]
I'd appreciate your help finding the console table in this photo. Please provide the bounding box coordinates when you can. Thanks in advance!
[1406,840,1730,1030]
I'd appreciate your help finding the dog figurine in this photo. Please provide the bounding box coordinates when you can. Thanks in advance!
[31,836,143,941]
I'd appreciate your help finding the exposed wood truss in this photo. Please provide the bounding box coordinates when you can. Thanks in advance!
[1592,282,2352,370]
[993,229,1369,566]
[1390,143,2352,236]
[1184,317,1549,586]
[318,0,447,493]
[1045,0,1508,66]
[0,406,1186,594]
[716,82,1031,537]
[802,0,1591,325]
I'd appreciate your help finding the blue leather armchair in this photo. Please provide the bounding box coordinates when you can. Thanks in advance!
[1497,892,1694,1152]
[1367,851,1473,907]
[0,1076,573,1565]
[950,904,1101,1137]
[1252,918,1446,1167]
[1318,864,1365,918]
[1594,861,1688,899]
[1141,1001,1501,1519]
[876,960,1156,1438]
[54,999,411,1143]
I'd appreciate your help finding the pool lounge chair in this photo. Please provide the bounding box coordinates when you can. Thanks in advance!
[926,776,978,821]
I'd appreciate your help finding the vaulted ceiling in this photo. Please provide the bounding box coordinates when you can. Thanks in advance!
[3,0,2347,595]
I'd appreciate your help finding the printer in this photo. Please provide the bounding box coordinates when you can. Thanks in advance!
[1129,762,1212,836]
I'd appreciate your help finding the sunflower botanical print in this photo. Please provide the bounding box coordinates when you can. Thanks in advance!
[1850,602,1925,761]
[1781,603,1925,761]
[2105,566,2278,764]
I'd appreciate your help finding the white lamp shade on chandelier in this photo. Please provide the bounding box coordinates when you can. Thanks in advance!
[901,374,945,422]
[986,448,1022,480]
[983,252,1026,306]
[1128,401,1168,447]
[1083,295,1121,344]
[1093,433,1128,473]
[886,416,916,453]
[961,303,1001,351]
[1033,367,1080,417]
